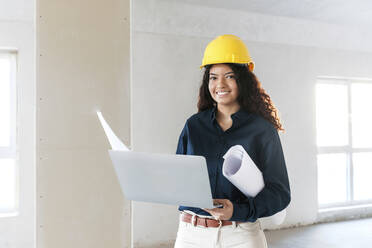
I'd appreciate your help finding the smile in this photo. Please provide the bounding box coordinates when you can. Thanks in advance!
[216,91,231,96]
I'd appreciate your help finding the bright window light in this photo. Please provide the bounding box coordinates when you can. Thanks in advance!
[0,52,17,215]
[0,159,16,212]
[353,153,372,201]
[351,83,372,148]
[316,83,349,146]
[316,78,372,209]
[317,153,347,205]
[0,57,11,147]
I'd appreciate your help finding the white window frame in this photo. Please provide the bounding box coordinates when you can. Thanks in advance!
[317,77,372,210]
[0,50,18,215]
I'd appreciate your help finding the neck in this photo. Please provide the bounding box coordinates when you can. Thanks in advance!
[216,103,240,120]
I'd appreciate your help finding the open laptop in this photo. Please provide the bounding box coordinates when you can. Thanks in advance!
[97,111,216,209]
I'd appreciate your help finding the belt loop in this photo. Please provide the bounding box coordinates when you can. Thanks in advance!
[232,221,237,229]
[258,219,262,230]
[204,217,208,228]
[191,214,197,227]
[214,219,223,246]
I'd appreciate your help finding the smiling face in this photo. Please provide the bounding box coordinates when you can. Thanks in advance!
[208,64,240,109]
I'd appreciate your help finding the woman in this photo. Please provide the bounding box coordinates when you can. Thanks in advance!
[174,34,291,248]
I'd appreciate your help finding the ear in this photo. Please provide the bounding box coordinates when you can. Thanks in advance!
[248,62,254,72]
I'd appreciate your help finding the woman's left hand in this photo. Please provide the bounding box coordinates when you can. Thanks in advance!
[203,199,233,220]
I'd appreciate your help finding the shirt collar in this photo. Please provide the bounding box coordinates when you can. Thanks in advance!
[210,105,217,122]
[210,105,252,124]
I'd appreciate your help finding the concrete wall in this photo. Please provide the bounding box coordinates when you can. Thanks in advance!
[36,0,131,247]
[0,1,35,247]
[131,0,372,247]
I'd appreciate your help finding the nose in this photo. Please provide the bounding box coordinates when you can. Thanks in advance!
[215,77,226,87]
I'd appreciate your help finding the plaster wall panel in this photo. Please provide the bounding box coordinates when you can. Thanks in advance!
[36,0,131,247]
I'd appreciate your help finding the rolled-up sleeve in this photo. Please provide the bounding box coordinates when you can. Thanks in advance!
[230,130,291,222]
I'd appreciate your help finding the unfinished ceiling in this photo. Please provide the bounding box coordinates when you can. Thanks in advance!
[180,0,372,27]
[2,0,371,27]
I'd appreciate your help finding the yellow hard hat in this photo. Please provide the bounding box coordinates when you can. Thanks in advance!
[200,34,254,71]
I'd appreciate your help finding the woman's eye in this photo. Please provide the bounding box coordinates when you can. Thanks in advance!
[210,76,217,80]
[226,75,235,79]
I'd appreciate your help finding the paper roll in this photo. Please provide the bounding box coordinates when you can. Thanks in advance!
[222,145,264,197]
[222,145,286,225]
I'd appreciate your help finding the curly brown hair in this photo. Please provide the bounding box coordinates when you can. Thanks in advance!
[197,63,284,132]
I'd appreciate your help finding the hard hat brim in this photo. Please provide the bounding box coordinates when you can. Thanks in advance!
[200,62,255,72]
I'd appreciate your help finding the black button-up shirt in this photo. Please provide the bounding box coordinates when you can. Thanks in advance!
[176,106,291,222]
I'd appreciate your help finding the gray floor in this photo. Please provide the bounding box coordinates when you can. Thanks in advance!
[265,217,372,248]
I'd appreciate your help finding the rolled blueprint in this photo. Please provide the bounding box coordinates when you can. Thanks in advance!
[222,145,264,197]
[222,145,286,225]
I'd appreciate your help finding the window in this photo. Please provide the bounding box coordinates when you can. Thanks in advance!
[316,78,372,209]
[0,52,17,215]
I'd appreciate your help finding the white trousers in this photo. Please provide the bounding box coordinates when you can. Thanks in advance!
[174,214,268,248]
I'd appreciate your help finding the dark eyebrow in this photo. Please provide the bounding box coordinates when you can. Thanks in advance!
[209,71,234,76]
